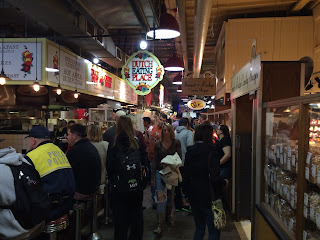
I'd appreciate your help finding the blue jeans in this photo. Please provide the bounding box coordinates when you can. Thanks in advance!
[150,162,155,201]
[155,170,175,214]
[192,206,220,240]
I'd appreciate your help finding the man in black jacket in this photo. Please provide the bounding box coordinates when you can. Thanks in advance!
[67,124,101,199]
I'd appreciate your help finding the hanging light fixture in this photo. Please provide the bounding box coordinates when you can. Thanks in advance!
[56,45,63,95]
[172,74,183,85]
[33,37,40,92]
[146,3,180,40]
[0,29,11,85]
[177,85,182,93]
[74,90,79,99]
[165,56,184,71]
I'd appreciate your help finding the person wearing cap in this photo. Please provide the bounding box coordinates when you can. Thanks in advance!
[25,126,75,221]
[103,110,126,147]
[66,124,101,200]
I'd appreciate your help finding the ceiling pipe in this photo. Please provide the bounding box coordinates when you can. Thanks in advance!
[128,0,150,32]
[193,0,213,78]
[176,0,188,73]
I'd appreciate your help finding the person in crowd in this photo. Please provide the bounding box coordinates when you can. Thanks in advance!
[212,124,219,144]
[143,116,153,149]
[87,124,109,186]
[25,126,75,221]
[68,120,76,128]
[167,118,173,125]
[148,114,166,207]
[216,125,232,179]
[107,116,146,240]
[129,114,146,149]
[174,117,194,210]
[0,143,45,239]
[199,114,208,124]
[172,112,183,130]
[54,119,68,152]
[152,123,182,235]
[103,110,126,146]
[184,124,225,240]
[66,124,101,200]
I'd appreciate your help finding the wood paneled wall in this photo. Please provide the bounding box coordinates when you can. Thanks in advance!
[224,16,314,93]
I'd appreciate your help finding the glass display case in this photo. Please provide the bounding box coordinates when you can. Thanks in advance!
[264,105,300,238]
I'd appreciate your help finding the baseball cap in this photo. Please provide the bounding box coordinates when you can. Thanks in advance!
[25,126,51,139]
[115,110,126,117]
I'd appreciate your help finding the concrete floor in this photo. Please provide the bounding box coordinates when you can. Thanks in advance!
[97,186,241,240]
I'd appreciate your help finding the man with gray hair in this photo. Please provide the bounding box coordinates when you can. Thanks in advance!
[103,110,126,147]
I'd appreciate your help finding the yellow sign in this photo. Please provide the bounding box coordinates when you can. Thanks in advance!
[187,99,206,110]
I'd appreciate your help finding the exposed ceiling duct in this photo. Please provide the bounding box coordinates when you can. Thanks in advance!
[193,0,213,78]
[176,0,188,73]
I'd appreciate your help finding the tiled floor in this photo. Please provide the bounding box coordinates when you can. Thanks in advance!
[97,186,241,240]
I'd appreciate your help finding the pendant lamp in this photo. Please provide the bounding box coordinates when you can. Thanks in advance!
[0,35,11,85]
[172,74,182,85]
[177,85,182,93]
[146,4,180,40]
[165,56,184,71]
[33,38,40,92]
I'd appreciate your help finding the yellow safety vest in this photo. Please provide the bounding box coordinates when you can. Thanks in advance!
[27,143,72,178]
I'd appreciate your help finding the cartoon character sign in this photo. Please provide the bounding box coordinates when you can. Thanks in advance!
[53,52,59,76]
[21,46,33,77]
[121,50,164,95]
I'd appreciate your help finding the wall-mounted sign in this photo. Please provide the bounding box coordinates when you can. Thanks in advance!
[87,63,114,98]
[47,44,86,90]
[159,84,164,108]
[113,78,138,105]
[182,77,216,96]
[187,99,206,110]
[231,53,261,99]
[121,50,164,95]
[0,42,42,81]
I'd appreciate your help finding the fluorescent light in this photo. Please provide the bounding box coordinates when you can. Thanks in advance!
[172,81,182,85]
[45,67,59,72]
[177,89,182,92]
[97,94,104,97]
[86,81,97,85]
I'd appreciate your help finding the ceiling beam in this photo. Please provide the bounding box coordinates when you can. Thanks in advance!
[291,0,311,12]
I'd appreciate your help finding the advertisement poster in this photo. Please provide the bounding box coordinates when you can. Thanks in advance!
[47,44,85,90]
[121,50,164,95]
[87,63,114,98]
[0,42,41,81]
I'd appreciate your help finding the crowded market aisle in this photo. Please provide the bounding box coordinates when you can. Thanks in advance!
[97,186,242,240]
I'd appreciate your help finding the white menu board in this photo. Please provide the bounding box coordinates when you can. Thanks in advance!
[87,63,114,98]
[113,78,138,104]
[47,44,85,90]
[0,42,41,81]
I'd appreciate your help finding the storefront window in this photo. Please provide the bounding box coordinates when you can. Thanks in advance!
[264,105,299,236]
[303,103,320,239]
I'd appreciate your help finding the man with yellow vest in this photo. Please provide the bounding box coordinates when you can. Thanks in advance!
[25,126,75,221]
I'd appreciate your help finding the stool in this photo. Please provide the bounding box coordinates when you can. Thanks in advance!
[101,179,112,225]
[73,199,92,240]
[44,214,69,240]
[88,186,104,240]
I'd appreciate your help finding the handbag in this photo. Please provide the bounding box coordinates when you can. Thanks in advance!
[208,151,226,230]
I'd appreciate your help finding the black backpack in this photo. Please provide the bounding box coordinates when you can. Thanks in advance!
[114,144,147,193]
[3,162,51,229]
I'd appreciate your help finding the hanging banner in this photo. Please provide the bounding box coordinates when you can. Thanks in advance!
[113,77,138,105]
[0,42,42,81]
[47,44,86,90]
[187,99,206,110]
[182,77,216,96]
[87,63,114,98]
[231,54,261,99]
[121,50,164,95]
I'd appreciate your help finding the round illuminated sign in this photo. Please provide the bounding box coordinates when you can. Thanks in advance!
[121,50,164,95]
[187,99,206,110]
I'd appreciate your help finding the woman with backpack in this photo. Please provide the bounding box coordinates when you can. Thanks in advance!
[152,123,182,235]
[184,124,225,240]
[106,116,147,240]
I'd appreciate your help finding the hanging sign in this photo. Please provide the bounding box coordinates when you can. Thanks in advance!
[47,44,86,90]
[182,77,216,96]
[121,50,164,95]
[187,99,206,110]
[0,42,42,81]
[87,63,114,98]
[231,53,261,99]
[159,84,164,108]
[113,77,138,105]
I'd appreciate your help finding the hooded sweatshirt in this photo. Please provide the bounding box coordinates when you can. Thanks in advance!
[175,126,194,165]
[0,147,29,239]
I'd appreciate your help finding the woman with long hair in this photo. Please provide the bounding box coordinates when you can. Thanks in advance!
[107,116,146,240]
[216,125,232,179]
[184,124,224,240]
[152,123,182,235]
[87,124,108,186]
